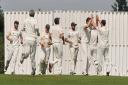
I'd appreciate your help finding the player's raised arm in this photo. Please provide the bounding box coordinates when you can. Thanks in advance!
[96,15,102,27]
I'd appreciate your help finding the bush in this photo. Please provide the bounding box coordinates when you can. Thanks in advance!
[0,33,4,73]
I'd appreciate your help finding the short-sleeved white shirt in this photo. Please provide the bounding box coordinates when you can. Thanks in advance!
[50,25,64,43]
[10,30,21,46]
[23,17,38,41]
[67,29,79,48]
[97,26,109,48]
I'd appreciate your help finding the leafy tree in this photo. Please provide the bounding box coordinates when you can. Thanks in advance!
[112,0,128,11]
[0,6,4,32]
[0,6,4,74]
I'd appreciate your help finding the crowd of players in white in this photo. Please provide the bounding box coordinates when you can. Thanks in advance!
[5,10,110,76]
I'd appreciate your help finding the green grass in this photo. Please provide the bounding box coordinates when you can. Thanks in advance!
[0,75,128,85]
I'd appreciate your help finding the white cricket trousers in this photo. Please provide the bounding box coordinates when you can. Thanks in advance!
[52,43,63,74]
[97,47,110,75]
[81,43,89,74]
[21,40,36,74]
[38,47,51,74]
[69,47,79,73]
[88,45,98,75]
[6,45,19,73]
[41,48,51,64]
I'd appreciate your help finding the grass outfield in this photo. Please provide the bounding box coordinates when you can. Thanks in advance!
[0,75,128,85]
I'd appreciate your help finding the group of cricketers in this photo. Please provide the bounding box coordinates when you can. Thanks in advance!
[5,10,110,76]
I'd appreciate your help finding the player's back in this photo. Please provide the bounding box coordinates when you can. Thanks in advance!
[98,26,109,47]
[23,17,38,41]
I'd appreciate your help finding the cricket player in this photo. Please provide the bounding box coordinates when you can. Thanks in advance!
[80,17,92,75]
[65,22,80,75]
[88,16,98,75]
[92,15,110,76]
[49,17,64,74]
[38,24,52,75]
[20,10,40,75]
[5,21,23,74]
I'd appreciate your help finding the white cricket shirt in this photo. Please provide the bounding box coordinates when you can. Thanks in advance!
[23,17,39,41]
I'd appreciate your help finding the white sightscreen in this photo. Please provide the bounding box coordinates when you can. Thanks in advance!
[4,11,128,76]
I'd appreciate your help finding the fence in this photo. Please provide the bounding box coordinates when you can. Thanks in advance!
[4,10,128,76]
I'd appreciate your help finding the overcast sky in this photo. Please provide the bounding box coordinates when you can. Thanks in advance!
[0,0,115,11]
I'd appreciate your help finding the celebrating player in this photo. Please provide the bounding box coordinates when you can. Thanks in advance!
[91,15,110,76]
[38,24,52,75]
[65,22,80,75]
[5,21,23,74]
[80,17,92,75]
[20,10,40,75]
[49,18,65,74]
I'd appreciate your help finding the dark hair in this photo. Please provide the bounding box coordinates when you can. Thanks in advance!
[45,24,50,31]
[71,22,77,26]
[54,18,60,25]
[101,20,106,26]
[29,10,35,17]
[86,17,91,23]
[14,21,19,25]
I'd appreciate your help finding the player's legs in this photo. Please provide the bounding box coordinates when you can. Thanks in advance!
[29,41,36,75]
[74,48,79,72]
[52,43,63,74]
[5,46,14,71]
[97,47,104,75]
[45,48,51,64]
[88,46,97,75]
[40,48,51,74]
[70,47,75,73]
[81,43,89,75]
[104,47,110,76]
[20,41,31,64]
[70,47,78,74]
[10,46,19,74]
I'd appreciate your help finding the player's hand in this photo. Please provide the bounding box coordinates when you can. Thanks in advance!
[96,15,99,21]
[21,41,23,44]
[48,42,53,45]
